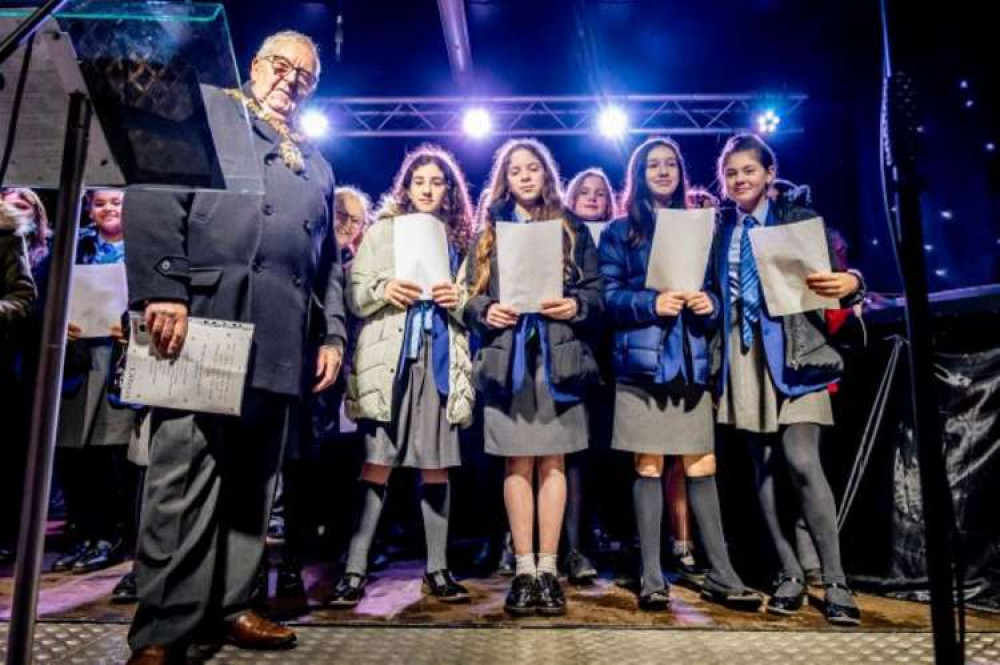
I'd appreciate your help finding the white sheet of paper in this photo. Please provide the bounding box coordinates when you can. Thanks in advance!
[121,316,255,416]
[584,221,610,247]
[496,220,563,313]
[748,217,838,316]
[644,208,716,292]
[67,263,129,338]
[393,213,451,299]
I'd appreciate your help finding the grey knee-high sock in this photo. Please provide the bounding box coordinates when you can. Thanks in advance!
[563,464,583,553]
[751,444,805,578]
[633,476,665,595]
[781,424,846,585]
[794,516,821,573]
[345,481,387,576]
[420,482,451,574]
[686,475,744,589]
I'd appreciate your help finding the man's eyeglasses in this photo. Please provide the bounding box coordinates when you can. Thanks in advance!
[262,55,318,92]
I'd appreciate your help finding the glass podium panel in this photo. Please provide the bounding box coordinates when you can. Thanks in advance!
[0,1,262,193]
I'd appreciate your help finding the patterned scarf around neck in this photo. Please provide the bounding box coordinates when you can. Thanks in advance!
[226,88,306,175]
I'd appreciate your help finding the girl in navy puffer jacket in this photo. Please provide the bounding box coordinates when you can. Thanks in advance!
[599,137,760,611]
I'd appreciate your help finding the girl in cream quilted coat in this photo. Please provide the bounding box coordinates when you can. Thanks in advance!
[332,145,476,607]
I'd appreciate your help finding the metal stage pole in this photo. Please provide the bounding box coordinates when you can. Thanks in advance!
[880,1,962,662]
[5,92,91,665]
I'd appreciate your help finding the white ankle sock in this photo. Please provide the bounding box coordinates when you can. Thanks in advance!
[515,554,536,577]
[537,552,558,576]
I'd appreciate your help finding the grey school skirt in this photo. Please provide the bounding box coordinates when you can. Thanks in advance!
[484,347,588,458]
[611,381,714,455]
[363,335,460,470]
[717,322,833,434]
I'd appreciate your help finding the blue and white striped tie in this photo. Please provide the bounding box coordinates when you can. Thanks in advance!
[739,216,761,349]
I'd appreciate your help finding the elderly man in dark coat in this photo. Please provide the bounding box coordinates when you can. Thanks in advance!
[123,31,345,665]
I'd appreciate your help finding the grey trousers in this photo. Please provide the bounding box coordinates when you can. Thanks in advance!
[128,390,292,649]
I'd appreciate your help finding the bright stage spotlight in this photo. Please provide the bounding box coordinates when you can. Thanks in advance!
[300,109,330,139]
[756,109,781,134]
[597,106,629,139]
[463,108,493,138]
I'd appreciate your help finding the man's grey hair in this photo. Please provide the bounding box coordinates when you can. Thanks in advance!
[255,30,322,79]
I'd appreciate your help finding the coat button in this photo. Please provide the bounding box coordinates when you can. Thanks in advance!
[252,260,262,272]
[264,154,277,166]
[293,276,302,286]
[262,203,274,216]
[159,259,171,271]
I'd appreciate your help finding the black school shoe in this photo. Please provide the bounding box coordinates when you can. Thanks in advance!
[52,540,93,573]
[765,574,807,616]
[504,574,538,616]
[72,539,125,574]
[638,587,671,611]
[276,561,306,599]
[700,574,763,611]
[670,551,708,586]
[111,570,138,604]
[824,583,862,626]
[564,550,598,585]
[423,569,471,603]
[536,572,567,617]
[328,573,366,608]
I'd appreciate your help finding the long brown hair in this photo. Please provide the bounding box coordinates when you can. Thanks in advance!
[377,144,475,254]
[471,138,579,295]
[565,167,617,220]
[621,137,690,246]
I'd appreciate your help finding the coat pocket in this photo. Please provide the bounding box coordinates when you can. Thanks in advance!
[548,338,599,392]
[189,267,223,290]
[784,312,843,374]
[473,346,510,397]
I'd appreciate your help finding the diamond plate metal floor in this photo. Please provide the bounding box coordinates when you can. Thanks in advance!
[1,623,999,664]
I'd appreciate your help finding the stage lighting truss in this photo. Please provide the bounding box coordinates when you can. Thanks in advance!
[308,93,806,138]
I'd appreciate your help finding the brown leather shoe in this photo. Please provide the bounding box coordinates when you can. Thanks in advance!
[225,610,296,650]
[126,645,170,665]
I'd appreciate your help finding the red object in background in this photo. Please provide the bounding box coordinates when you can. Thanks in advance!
[826,308,852,394]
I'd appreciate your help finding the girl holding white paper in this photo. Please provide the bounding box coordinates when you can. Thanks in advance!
[599,137,760,611]
[713,133,864,625]
[465,139,603,616]
[333,145,477,606]
[54,189,137,576]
